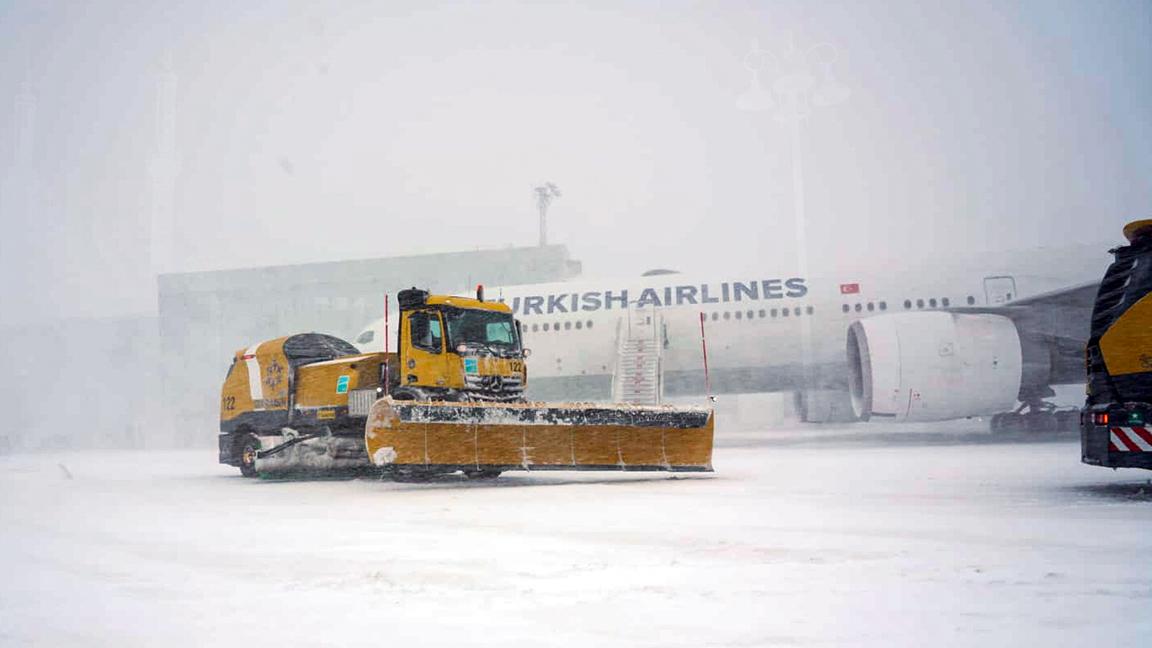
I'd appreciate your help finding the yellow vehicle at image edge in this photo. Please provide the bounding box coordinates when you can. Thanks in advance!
[218,287,714,479]
[1082,219,1152,470]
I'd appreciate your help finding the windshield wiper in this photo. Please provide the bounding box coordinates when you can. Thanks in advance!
[460,340,500,355]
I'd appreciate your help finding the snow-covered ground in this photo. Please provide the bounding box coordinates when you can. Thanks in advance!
[2,431,1150,647]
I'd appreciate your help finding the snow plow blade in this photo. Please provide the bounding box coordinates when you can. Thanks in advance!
[365,398,714,474]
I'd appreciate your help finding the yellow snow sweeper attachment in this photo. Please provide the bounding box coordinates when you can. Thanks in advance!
[364,398,714,478]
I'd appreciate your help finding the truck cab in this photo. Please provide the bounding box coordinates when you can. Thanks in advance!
[218,288,530,476]
[390,288,526,402]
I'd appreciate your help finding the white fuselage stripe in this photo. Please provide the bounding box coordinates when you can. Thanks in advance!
[245,343,264,408]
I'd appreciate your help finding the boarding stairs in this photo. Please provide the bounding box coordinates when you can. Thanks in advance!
[612,303,665,405]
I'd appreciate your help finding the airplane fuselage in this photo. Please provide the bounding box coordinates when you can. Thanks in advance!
[354,245,1107,402]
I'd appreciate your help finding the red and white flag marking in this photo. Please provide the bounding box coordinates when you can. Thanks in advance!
[1110,426,1152,452]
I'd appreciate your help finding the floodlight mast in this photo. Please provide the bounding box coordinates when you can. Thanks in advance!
[534,183,562,247]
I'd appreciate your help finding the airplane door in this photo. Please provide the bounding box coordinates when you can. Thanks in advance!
[983,275,1017,305]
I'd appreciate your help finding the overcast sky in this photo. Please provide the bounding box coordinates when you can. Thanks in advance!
[1,0,1149,324]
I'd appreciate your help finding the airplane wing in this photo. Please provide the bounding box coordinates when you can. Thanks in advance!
[953,281,1100,385]
[1002,280,1100,309]
[1000,281,1098,337]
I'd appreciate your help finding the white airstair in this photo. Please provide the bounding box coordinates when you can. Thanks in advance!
[611,303,665,405]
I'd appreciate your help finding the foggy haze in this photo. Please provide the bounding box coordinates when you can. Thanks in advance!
[1,1,1148,325]
[3,4,1152,645]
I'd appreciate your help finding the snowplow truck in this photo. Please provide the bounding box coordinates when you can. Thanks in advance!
[1082,219,1152,470]
[219,287,714,478]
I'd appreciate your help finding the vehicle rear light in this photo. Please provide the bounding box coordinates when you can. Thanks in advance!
[1093,412,1110,426]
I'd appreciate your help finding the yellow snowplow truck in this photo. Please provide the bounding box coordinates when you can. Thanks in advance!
[1082,219,1152,470]
[218,287,714,478]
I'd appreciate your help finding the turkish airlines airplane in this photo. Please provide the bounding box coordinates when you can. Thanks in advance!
[353,244,1106,431]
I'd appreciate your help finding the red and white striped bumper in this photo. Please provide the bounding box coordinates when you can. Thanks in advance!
[1109,426,1152,452]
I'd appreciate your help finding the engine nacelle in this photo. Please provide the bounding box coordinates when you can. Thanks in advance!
[846,312,1023,422]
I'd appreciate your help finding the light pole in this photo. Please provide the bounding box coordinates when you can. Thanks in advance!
[534,183,562,247]
[739,35,849,387]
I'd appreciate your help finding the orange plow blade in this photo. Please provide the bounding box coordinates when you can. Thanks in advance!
[365,398,714,474]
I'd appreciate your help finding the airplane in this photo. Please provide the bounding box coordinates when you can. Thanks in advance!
[352,243,1107,432]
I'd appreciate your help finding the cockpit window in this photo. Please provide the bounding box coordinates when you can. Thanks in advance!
[356,330,374,344]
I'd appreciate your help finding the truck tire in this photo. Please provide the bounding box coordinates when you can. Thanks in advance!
[389,467,437,482]
[463,469,502,480]
[238,433,260,478]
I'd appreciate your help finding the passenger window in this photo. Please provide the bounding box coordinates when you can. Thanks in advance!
[575,321,583,329]
[735,311,743,320]
[711,312,719,321]
[967,296,976,305]
[723,312,731,320]
[879,301,887,311]
[807,306,814,315]
[867,303,874,312]
[532,323,538,332]
[842,304,849,313]
[759,309,767,318]
[916,299,924,308]
[409,312,442,353]
[929,298,937,308]
[587,320,594,329]
[771,308,778,317]
[904,299,912,309]
[942,297,950,307]
[854,303,862,312]
[564,321,572,330]
[794,307,801,316]
[543,323,550,331]
[782,309,790,317]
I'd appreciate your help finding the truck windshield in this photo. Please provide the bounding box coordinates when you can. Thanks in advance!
[444,309,520,353]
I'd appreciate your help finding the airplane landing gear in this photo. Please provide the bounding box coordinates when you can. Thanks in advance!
[990,392,1079,434]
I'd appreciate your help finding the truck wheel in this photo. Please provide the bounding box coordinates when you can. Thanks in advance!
[463,469,502,480]
[238,433,260,478]
[389,467,437,482]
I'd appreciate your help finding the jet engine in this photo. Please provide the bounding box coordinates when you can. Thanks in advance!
[846,312,1024,422]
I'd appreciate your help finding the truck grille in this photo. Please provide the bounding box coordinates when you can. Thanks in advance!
[348,388,378,417]
[464,374,524,398]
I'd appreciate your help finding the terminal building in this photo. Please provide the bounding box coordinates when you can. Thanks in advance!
[157,245,581,444]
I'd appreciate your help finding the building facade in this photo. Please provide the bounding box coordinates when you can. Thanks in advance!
[157,245,581,445]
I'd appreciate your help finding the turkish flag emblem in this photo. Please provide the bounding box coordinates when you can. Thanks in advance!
[840,283,860,294]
